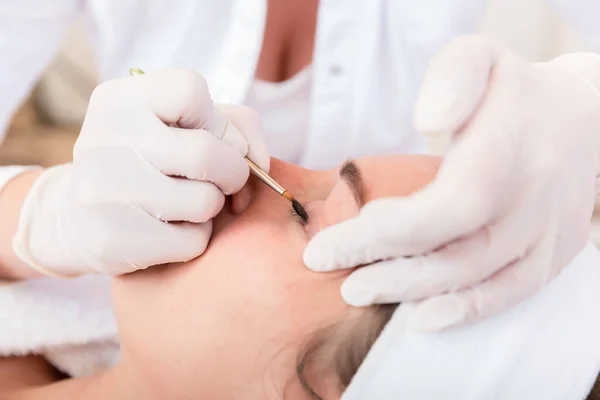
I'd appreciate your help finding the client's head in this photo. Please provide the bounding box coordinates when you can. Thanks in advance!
[110,154,441,399]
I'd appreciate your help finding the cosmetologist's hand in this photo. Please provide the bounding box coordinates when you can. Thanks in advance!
[13,68,269,276]
[304,35,600,331]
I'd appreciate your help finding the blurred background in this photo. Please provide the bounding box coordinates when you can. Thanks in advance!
[4,0,600,241]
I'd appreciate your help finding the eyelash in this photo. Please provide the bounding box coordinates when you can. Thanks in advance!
[290,206,308,226]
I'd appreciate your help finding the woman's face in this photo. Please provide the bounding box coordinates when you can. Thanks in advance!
[111,155,440,399]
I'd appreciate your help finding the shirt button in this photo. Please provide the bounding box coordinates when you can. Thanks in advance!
[329,64,343,76]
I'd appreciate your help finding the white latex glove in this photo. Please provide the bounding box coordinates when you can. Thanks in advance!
[304,35,600,331]
[14,68,269,276]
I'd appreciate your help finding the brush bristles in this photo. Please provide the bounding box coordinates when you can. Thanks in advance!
[292,199,309,222]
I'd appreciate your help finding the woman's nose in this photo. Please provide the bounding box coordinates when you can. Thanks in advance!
[229,158,301,214]
[266,158,328,202]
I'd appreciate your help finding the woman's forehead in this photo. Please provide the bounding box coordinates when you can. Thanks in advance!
[352,154,441,171]
[341,155,441,199]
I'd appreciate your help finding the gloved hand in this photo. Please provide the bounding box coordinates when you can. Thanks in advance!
[13,68,269,276]
[304,35,600,331]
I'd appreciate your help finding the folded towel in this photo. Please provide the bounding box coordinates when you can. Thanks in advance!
[0,275,118,377]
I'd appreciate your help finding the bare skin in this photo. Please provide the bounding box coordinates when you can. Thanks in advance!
[0,170,44,280]
[255,0,319,82]
[0,356,65,395]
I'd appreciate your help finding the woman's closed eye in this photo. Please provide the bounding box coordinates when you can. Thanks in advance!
[287,160,365,235]
[290,205,309,227]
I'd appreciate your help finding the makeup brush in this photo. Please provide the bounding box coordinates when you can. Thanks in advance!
[244,158,308,221]
[128,67,309,222]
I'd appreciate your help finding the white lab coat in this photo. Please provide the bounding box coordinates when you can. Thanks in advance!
[0,0,599,182]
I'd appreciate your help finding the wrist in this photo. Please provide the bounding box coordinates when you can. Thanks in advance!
[0,169,44,280]
[11,164,80,279]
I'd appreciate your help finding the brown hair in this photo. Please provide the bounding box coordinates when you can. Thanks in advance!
[295,304,398,399]
[588,376,600,400]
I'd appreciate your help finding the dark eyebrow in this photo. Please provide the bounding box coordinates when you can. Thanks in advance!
[339,160,365,207]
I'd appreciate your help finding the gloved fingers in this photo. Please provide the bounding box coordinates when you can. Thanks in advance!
[88,218,214,275]
[216,104,270,172]
[406,32,533,246]
[339,219,538,306]
[414,34,500,137]
[385,85,523,252]
[155,220,214,263]
[303,202,398,271]
[132,220,214,271]
[138,177,225,223]
[166,220,214,262]
[337,232,513,306]
[339,184,549,304]
[406,239,552,332]
[303,192,479,272]
[133,68,251,157]
[409,31,526,254]
[137,68,222,130]
[137,125,250,195]
[304,147,508,272]
[340,258,429,306]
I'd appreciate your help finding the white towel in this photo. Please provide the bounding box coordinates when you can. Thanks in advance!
[343,242,600,400]
[0,275,118,377]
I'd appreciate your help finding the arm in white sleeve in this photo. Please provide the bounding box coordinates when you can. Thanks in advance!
[0,1,82,279]
[0,1,83,137]
[546,0,600,52]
